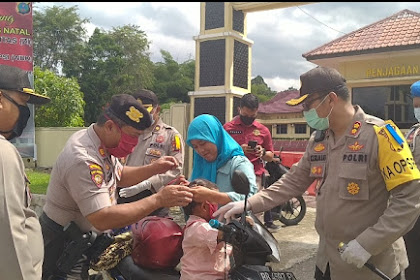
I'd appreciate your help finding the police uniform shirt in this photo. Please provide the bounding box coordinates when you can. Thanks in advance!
[0,135,44,279]
[43,124,122,233]
[406,123,420,168]
[248,105,420,280]
[223,115,274,176]
[125,118,184,192]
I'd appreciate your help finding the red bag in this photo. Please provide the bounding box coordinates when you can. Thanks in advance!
[131,216,183,270]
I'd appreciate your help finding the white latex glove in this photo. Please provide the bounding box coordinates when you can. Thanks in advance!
[119,180,152,198]
[213,201,249,223]
[340,239,371,268]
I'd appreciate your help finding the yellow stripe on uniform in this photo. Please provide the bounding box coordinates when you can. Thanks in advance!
[374,120,420,191]
[175,135,181,150]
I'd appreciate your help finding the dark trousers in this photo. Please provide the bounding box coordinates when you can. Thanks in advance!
[261,174,274,224]
[403,217,420,280]
[40,212,89,280]
[314,264,401,280]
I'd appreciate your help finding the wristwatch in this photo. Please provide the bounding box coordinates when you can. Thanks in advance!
[262,148,266,157]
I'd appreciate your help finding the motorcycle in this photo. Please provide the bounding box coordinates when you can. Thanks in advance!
[265,156,307,226]
[95,169,297,280]
[208,169,297,280]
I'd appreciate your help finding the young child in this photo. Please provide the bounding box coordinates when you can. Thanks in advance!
[180,179,232,280]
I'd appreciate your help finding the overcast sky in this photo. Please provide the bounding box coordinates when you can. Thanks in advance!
[35,2,420,92]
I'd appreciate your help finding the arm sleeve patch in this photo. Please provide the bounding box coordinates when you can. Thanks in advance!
[172,134,181,152]
[374,120,420,191]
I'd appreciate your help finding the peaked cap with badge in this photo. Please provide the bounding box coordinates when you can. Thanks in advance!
[105,94,152,130]
[0,64,50,104]
[286,66,347,106]
[131,89,159,113]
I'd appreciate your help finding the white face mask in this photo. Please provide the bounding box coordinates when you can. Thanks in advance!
[414,108,420,122]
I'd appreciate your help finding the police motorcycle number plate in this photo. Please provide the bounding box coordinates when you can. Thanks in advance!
[258,271,297,280]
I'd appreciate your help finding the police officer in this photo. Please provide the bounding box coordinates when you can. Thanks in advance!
[0,64,51,279]
[40,94,193,279]
[223,93,278,231]
[118,89,185,217]
[214,66,420,280]
[403,79,420,280]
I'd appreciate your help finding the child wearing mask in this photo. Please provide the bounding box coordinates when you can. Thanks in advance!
[180,179,232,280]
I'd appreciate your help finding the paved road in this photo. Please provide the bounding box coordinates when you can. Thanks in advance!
[267,195,405,280]
[268,195,318,280]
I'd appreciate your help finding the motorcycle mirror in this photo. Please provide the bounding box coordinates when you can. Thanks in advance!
[231,170,250,196]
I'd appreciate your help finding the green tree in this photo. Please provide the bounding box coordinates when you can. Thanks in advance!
[34,66,85,127]
[79,25,155,124]
[152,50,195,104]
[251,75,277,102]
[33,5,89,73]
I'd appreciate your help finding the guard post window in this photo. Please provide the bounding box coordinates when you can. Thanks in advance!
[352,85,415,129]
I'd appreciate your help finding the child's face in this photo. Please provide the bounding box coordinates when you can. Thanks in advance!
[193,201,218,221]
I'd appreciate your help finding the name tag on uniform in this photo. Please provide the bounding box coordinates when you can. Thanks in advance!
[228,130,242,134]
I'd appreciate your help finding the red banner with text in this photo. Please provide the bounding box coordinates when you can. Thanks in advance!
[0,2,35,159]
[0,2,33,71]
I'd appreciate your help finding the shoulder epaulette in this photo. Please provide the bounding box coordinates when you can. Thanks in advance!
[365,116,384,126]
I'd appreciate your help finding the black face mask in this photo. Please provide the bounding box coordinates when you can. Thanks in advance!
[0,92,30,140]
[240,115,255,126]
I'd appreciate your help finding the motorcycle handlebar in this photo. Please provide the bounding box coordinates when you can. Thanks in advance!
[209,219,236,235]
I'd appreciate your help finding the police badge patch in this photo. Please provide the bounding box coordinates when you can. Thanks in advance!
[89,163,104,188]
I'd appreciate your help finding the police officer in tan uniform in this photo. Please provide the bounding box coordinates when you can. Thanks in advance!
[0,64,50,280]
[403,79,420,280]
[40,94,193,279]
[118,89,185,217]
[214,66,420,280]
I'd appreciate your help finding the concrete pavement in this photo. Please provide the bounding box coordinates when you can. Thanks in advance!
[267,195,318,280]
[267,195,406,280]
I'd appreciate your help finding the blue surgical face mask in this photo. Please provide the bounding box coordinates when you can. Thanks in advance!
[303,95,333,130]
[414,108,420,122]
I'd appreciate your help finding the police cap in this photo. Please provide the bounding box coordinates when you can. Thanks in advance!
[0,64,50,104]
[286,66,346,106]
[411,80,420,98]
[131,89,159,113]
[105,94,152,130]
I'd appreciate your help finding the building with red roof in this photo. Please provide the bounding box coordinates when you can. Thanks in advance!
[256,9,420,151]
[303,9,420,131]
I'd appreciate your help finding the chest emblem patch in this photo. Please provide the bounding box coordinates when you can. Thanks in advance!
[156,135,165,143]
[314,143,325,152]
[348,141,364,151]
[253,129,260,136]
[148,149,162,157]
[311,166,323,175]
[347,182,360,195]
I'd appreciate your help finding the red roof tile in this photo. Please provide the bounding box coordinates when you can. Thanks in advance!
[303,9,420,60]
[258,89,303,114]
